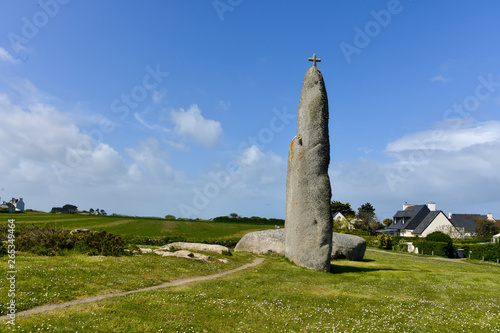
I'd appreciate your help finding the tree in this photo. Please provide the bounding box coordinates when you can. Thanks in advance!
[229,213,240,219]
[475,218,500,238]
[165,214,176,220]
[354,202,382,236]
[358,202,375,219]
[330,201,355,217]
[62,204,77,214]
[383,218,393,229]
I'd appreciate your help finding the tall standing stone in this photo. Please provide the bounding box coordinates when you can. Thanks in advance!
[285,54,332,272]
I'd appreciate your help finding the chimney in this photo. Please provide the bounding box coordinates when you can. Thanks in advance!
[427,202,436,211]
[487,213,494,221]
[403,202,413,210]
[448,212,453,219]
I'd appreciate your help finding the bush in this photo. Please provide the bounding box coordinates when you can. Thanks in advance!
[426,231,453,244]
[0,224,132,256]
[75,231,130,256]
[377,234,393,250]
[212,216,285,226]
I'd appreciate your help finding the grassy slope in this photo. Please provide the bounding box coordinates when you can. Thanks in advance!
[0,252,255,316]
[5,251,500,332]
[1,212,273,241]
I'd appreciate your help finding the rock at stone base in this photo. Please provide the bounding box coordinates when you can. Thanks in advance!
[234,229,284,255]
[331,233,366,261]
[159,242,232,256]
[235,229,366,261]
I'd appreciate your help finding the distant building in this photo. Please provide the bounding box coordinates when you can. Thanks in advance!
[332,212,356,230]
[448,213,496,238]
[0,198,25,213]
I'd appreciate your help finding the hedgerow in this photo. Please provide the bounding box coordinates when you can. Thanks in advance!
[457,243,500,262]
[413,240,453,258]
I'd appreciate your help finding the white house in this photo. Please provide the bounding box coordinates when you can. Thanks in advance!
[378,202,460,238]
[0,198,25,213]
[332,212,356,230]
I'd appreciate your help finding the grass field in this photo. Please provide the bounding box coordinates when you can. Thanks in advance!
[1,212,499,332]
[1,250,498,332]
[0,212,274,242]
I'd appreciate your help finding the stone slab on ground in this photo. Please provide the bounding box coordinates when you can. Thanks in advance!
[139,248,211,261]
[159,242,232,255]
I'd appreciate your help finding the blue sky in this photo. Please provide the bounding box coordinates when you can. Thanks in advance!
[1,0,500,220]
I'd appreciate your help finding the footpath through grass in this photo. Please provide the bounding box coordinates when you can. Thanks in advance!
[0,251,254,317]
[5,251,499,332]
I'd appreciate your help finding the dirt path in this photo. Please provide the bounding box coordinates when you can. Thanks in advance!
[0,257,265,321]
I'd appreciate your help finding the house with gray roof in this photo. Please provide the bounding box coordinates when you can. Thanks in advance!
[448,213,495,238]
[378,202,460,238]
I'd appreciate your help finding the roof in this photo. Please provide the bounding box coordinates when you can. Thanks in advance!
[412,211,441,234]
[388,205,430,231]
[450,214,483,232]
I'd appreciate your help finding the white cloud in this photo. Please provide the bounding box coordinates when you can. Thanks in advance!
[170,104,223,148]
[126,138,174,183]
[330,120,500,219]
[0,47,20,64]
[430,75,450,83]
[152,90,165,103]
[134,112,170,133]
[217,100,231,111]
[386,120,500,152]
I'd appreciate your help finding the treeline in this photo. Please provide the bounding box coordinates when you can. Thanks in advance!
[212,216,285,225]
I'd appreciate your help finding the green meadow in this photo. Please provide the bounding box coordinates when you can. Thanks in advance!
[1,212,499,332]
[1,212,274,242]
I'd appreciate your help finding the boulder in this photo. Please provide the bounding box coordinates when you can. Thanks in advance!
[331,233,366,261]
[70,228,92,234]
[235,229,366,261]
[235,229,285,255]
[159,242,231,256]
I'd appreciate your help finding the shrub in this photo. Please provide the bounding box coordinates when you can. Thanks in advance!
[75,231,130,256]
[426,231,453,244]
[0,242,7,256]
[0,224,132,256]
[377,233,393,250]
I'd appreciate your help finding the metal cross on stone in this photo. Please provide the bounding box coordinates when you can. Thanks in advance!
[308,53,321,67]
